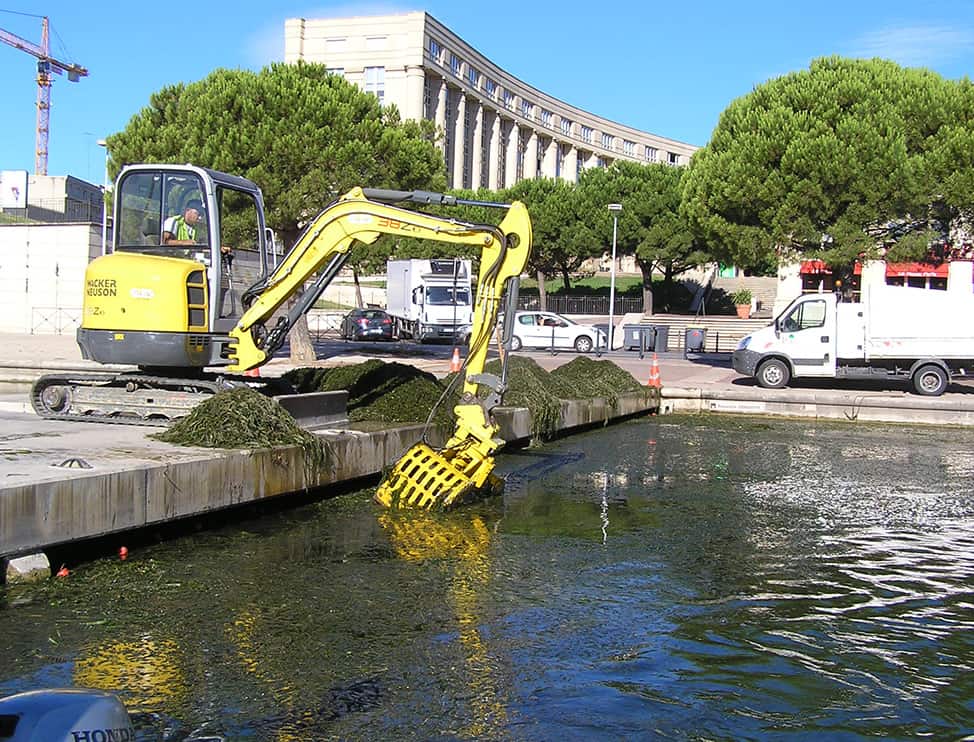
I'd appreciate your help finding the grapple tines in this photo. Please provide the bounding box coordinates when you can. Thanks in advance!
[374,443,500,509]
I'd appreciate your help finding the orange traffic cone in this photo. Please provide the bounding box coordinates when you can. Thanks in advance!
[647,353,662,388]
[244,366,261,378]
[450,347,462,373]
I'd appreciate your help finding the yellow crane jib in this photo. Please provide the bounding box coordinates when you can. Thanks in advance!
[374,199,533,510]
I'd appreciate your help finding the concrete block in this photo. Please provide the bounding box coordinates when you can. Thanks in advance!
[4,552,50,583]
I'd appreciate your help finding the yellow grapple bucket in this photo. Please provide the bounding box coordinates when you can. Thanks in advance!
[374,442,502,510]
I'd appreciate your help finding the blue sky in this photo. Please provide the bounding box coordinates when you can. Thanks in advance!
[1,0,972,185]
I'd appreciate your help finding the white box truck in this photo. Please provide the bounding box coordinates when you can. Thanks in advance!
[386,259,473,343]
[732,286,974,396]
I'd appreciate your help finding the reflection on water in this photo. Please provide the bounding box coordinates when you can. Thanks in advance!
[1,415,973,739]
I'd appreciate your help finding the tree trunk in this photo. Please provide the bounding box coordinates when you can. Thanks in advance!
[537,269,547,311]
[560,267,572,292]
[353,268,364,308]
[288,299,317,364]
[640,261,655,316]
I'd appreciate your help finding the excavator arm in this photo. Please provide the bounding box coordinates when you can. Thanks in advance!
[374,200,532,510]
[226,186,529,372]
[228,185,532,510]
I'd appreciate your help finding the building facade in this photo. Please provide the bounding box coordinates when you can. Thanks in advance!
[284,13,698,190]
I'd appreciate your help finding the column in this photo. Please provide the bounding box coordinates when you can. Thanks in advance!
[434,79,448,152]
[504,121,520,188]
[541,138,558,178]
[563,146,578,183]
[488,112,501,190]
[452,94,467,188]
[585,151,600,170]
[404,66,426,122]
[471,103,484,189]
[524,130,539,179]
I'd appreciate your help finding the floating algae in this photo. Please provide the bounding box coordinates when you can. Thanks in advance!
[284,360,458,429]
[154,386,328,479]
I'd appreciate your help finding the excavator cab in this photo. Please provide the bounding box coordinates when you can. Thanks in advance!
[77,164,272,369]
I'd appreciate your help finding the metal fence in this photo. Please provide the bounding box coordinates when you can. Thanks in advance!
[0,198,105,225]
[517,294,643,315]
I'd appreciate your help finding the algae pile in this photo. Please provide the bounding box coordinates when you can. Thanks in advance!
[284,360,458,429]
[156,357,649,455]
[154,386,329,477]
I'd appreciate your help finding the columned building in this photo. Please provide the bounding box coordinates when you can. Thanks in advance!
[284,13,698,189]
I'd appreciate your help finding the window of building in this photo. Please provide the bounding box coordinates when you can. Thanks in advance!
[503,90,515,110]
[541,109,552,127]
[467,66,479,87]
[580,126,593,144]
[364,66,385,104]
[429,39,443,62]
[668,152,680,165]
[602,133,613,149]
[521,99,533,119]
[645,146,657,162]
[485,78,496,97]
[623,140,636,156]
[560,118,573,136]
[597,156,607,168]
[325,37,346,52]
[450,53,462,75]
[326,67,344,77]
[365,36,386,50]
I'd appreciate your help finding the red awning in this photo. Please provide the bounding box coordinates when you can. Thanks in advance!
[800,259,831,274]
[885,262,948,278]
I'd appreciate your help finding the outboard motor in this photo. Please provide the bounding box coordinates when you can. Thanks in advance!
[0,688,134,741]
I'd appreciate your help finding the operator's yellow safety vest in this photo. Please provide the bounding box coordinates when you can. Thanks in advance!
[168,215,195,241]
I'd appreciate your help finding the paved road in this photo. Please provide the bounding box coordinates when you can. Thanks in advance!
[3,330,974,405]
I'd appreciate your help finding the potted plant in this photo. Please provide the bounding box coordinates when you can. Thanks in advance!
[731,288,753,319]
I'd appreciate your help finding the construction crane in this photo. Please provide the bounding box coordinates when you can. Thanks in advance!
[0,15,88,175]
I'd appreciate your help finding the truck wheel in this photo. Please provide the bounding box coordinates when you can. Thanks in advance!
[912,364,948,396]
[756,358,790,389]
[510,336,522,352]
[574,335,594,353]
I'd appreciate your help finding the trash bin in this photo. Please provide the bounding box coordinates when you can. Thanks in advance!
[684,326,706,354]
[623,325,655,351]
[651,325,670,353]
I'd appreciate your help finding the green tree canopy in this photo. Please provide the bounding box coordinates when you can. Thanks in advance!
[682,56,974,269]
[107,62,446,248]
[506,177,599,290]
[580,161,706,313]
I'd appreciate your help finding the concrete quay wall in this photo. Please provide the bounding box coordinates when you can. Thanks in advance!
[661,386,974,426]
[2,390,656,579]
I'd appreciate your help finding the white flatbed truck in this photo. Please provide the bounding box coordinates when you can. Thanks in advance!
[732,285,974,396]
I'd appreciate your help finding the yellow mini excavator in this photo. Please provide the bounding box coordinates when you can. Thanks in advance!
[31,163,532,507]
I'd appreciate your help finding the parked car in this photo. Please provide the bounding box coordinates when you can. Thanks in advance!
[505,311,606,353]
[340,308,395,341]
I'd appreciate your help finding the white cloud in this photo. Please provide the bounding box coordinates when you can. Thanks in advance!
[849,24,974,68]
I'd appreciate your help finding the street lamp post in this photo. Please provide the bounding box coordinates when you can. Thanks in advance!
[607,203,623,351]
[96,139,108,255]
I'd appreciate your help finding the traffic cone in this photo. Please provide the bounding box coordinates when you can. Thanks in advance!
[647,353,662,388]
[450,347,462,373]
[244,366,261,378]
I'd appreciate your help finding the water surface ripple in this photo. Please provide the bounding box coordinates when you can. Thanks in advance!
[1,415,972,740]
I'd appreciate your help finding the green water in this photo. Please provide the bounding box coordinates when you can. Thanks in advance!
[2,415,972,740]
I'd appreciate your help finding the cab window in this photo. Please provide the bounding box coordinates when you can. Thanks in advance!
[781,299,826,332]
[116,171,207,257]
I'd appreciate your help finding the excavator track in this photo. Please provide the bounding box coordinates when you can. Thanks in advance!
[30,372,239,426]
